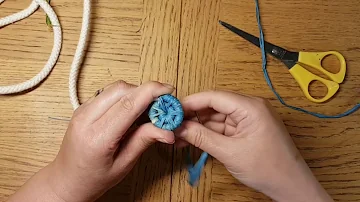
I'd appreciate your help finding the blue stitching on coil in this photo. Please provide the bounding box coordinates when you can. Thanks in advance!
[148,94,184,131]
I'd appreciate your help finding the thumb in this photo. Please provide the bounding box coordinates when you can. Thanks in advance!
[175,120,231,161]
[113,123,175,169]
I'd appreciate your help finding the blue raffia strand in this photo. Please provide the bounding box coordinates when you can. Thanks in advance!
[185,112,209,186]
[187,151,208,186]
[148,94,208,186]
[149,94,184,131]
[254,0,359,118]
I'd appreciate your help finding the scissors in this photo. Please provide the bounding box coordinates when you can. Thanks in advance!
[219,21,347,103]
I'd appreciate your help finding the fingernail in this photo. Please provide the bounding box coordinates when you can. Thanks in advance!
[158,138,175,144]
[163,83,175,90]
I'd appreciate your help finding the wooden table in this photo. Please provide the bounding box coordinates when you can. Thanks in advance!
[1,0,359,201]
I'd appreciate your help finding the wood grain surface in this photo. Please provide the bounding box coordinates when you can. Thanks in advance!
[1,0,359,201]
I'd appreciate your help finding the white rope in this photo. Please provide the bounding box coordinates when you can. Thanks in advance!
[69,0,91,110]
[0,0,62,94]
[1,0,88,110]
[0,1,38,27]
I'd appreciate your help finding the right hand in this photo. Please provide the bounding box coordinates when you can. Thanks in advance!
[175,91,333,202]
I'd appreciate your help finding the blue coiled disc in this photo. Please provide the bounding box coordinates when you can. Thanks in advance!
[148,94,184,131]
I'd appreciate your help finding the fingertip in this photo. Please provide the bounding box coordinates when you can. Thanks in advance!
[162,83,175,90]
[174,120,230,158]
[174,120,200,138]
[137,123,175,144]
[174,123,187,138]
[156,131,175,144]
[179,91,213,112]
[141,81,175,99]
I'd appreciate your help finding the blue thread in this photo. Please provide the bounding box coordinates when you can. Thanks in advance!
[187,151,208,186]
[148,94,184,131]
[254,0,359,118]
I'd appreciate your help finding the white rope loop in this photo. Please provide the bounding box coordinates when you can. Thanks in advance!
[0,1,38,27]
[69,0,91,110]
[1,0,88,110]
[0,0,62,94]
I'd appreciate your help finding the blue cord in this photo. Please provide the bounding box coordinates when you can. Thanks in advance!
[187,152,208,186]
[254,0,359,118]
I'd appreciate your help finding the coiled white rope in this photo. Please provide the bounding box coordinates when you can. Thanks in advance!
[69,0,91,110]
[0,0,62,94]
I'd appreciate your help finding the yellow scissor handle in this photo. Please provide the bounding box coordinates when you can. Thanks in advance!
[298,51,346,83]
[289,64,340,103]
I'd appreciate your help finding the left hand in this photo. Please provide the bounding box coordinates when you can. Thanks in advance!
[9,81,176,202]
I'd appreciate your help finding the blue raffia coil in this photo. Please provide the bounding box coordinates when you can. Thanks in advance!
[148,94,184,131]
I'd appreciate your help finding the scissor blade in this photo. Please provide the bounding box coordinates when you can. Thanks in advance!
[219,21,262,47]
[219,20,298,68]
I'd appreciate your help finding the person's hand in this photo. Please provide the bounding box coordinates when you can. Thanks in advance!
[175,91,333,202]
[8,81,176,202]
